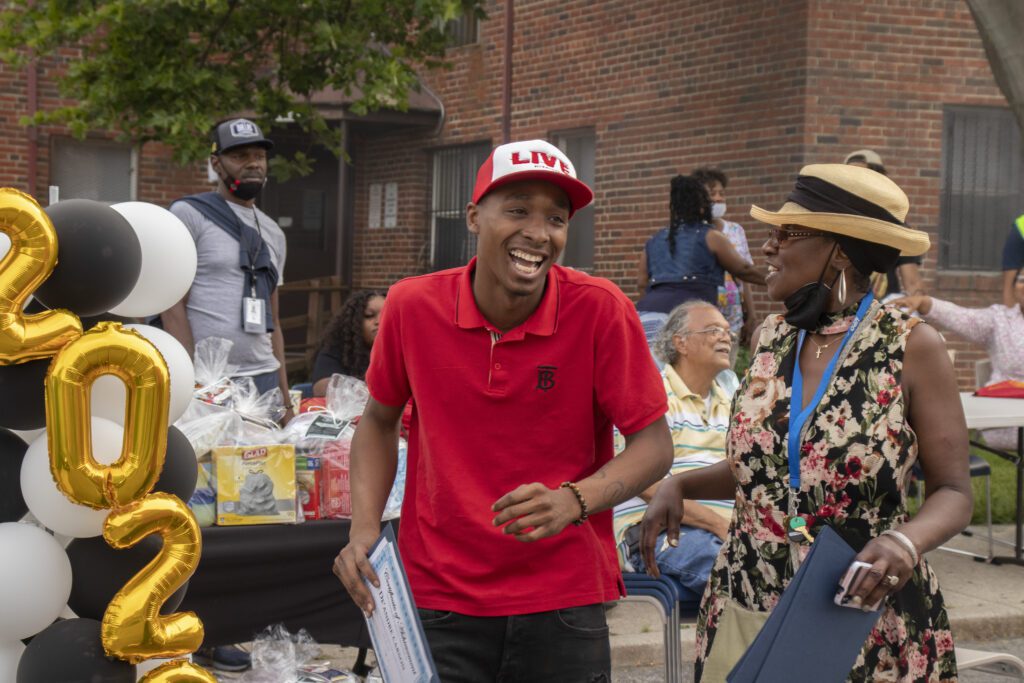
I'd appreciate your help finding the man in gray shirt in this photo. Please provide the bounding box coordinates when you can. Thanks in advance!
[162,118,294,425]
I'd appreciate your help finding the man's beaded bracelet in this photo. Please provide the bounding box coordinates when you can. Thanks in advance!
[560,481,589,526]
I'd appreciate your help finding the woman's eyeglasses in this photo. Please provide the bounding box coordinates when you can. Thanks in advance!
[767,227,821,246]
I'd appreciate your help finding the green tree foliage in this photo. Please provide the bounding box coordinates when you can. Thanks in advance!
[0,0,483,172]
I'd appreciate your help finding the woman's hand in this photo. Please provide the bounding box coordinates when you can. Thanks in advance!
[890,294,932,316]
[846,534,917,611]
[639,476,686,578]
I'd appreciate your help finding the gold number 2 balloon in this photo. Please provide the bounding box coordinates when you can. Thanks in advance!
[0,187,81,363]
[102,493,204,663]
[46,322,169,508]
[139,660,218,683]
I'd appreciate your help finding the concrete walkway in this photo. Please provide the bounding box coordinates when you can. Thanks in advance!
[213,525,1024,680]
[608,524,1024,671]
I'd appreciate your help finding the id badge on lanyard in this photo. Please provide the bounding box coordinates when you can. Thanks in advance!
[785,293,874,543]
[243,281,266,334]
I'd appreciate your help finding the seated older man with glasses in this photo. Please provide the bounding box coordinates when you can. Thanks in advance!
[613,300,736,601]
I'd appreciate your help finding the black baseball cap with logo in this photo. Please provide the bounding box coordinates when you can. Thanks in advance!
[211,118,274,155]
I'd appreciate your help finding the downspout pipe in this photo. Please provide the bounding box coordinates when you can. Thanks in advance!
[26,52,38,198]
[501,0,513,144]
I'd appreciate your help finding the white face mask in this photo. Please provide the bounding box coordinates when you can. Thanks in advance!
[711,202,727,220]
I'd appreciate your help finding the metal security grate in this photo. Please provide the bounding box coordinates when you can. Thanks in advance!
[51,137,134,203]
[430,142,491,271]
[939,106,1024,271]
[445,11,479,47]
[553,129,596,270]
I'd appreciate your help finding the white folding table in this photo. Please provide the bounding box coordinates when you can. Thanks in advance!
[960,393,1024,566]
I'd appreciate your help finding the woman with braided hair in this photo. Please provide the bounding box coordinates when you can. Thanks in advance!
[311,289,386,396]
[637,175,765,315]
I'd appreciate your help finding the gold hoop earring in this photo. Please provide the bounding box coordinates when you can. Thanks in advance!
[838,268,847,306]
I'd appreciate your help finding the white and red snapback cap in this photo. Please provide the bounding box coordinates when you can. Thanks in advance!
[472,139,594,217]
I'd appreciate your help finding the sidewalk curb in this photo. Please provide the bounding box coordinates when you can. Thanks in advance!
[609,613,1024,670]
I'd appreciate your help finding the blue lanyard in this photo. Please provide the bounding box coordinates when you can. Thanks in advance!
[787,293,874,490]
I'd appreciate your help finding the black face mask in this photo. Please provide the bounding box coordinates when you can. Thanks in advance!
[223,173,265,201]
[783,243,840,331]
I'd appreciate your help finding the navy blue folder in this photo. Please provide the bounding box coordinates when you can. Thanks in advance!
[727,526,882,682]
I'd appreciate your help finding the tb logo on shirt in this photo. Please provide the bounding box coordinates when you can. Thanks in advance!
[536,365,557,391]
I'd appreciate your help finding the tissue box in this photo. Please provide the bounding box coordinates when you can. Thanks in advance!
[215,444,297,525]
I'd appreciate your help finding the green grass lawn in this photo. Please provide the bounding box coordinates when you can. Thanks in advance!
[908,443,1018,524]
[967,444,1018,525]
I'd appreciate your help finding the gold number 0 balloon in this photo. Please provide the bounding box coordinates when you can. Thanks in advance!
[0,187,82,363]
[46,322,169,508]
[140,660,217,683]
[102,493,204,663]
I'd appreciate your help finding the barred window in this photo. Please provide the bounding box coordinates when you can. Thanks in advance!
[445,11,479,47]
[552,129,596,271]
[430,142,491,271]
[51,137,134,203]
[939,106,1024,270]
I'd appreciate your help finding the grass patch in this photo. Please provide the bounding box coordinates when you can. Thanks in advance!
[908,442,1018,525]
[968,444,1018,525]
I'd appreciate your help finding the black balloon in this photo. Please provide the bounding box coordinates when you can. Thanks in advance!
[0,358,49,430]
[66,535,189,621]
[35,199,142,317]
[154,426,198,502]
[17,618,135,682]
[0,428,29,521]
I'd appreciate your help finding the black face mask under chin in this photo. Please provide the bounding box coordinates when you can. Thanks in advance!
[223,173,265,201]
[783,244,840,331]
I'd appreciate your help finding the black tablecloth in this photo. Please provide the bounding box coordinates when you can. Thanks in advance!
[179,519,373,648]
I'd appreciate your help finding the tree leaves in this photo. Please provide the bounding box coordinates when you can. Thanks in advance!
[0,0,483,174]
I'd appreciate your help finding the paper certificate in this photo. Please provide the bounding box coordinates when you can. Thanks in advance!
[363,524,439,683]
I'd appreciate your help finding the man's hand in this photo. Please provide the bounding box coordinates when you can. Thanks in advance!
[333,529,381,615]
[281,406,295,426]
[491,483,581,542]
[639,477,686,579]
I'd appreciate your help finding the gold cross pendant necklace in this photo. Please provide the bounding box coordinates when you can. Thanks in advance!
[807,335,834,359]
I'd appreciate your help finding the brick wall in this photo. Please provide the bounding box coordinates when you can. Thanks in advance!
[803,0,1008,387]
[351,0,1011,388]
[0,2,1009,388]
[0,52,207,208]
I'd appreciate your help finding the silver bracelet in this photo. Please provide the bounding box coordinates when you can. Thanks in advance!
[880,529,919,566]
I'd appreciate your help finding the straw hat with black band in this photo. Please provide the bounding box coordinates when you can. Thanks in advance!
[750,164,930,276]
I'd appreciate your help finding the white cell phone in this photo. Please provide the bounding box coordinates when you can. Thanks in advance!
[834,560,882,611]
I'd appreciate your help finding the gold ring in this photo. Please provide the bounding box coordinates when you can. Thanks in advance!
[884,574,899,587]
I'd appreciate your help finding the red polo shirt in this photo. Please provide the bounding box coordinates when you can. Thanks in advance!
[366,258,667,616]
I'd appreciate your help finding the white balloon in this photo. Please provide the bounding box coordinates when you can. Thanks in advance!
[0,523,72,641]
[136,656,189,679]
[90,324,194,425]
[109,202,197,317]
[10,427,44,444]
[20,419,123,538]
[0,640,25,681]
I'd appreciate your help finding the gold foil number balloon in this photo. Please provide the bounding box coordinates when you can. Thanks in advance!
[139,660,218,682]
[0,188,81,363]
[102,493,204,663]
[46,322,169,508]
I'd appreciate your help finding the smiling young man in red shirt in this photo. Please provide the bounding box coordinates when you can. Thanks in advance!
[334,140,672,682]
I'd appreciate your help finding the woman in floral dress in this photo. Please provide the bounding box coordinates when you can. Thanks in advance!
[641,164,972,682]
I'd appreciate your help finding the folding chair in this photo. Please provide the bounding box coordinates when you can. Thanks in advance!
[956,647,1024,679]
[621,572,701,683]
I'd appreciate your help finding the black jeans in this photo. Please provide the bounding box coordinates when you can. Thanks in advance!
[418,604,611,683]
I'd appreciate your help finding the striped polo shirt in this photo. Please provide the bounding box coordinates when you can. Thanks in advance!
[613,364,734,569]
